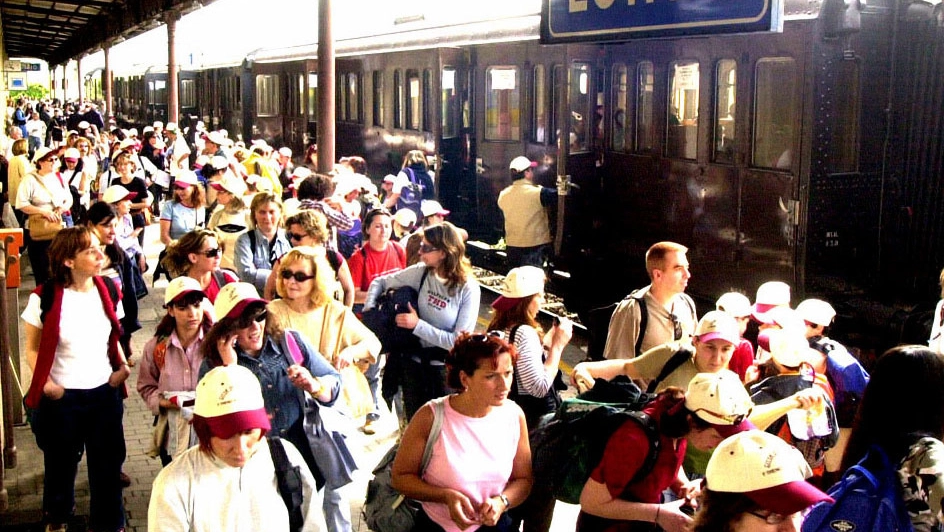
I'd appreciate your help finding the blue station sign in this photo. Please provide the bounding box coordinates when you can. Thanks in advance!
[541,0,784,43]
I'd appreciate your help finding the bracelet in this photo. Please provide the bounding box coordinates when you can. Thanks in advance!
[498,494,510,509]
[655,505,661,525]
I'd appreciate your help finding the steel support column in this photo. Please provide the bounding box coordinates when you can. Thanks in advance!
[104,45,113,122]
[166,10,180,125]
[317,0,335,174]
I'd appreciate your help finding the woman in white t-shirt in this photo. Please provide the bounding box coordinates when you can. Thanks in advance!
[15,147,73,285]
[21,226,130,532]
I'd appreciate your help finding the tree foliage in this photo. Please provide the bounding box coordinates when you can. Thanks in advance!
[10,83,48,101]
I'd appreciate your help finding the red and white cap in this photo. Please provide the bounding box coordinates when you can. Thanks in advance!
[214,282,266,322]
[752,281,791,323]
[102,184,137,204]
[420,200,449,218]
[509,156,537,172]
[695,311,741,345]
[492,266,545,312]
[164,276,207,307]
[193,365,270,439]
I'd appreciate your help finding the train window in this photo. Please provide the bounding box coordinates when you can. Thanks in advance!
[180,79,195,108]
[442,67,458,138]
[256,74,280,118]
[485,66,521,141]
[829,59,859,172]
[570,62,591,152]
[636,61,655,152]
[348,73,360,123]
[298,75,305,116]
[394,70,404,129]
[753,58,797,170]
[666,61,699,160]
[423,69,432,132]
[550,65,564,144]
[406,70,421,130]
[337,77,347,121]
[714,59,737,164]
[612,64,629,152]
[308,72,318,120]
[373,71,384,127]
[533,65,547,144]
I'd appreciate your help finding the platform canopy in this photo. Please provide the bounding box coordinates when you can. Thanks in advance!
[1,0,216,65]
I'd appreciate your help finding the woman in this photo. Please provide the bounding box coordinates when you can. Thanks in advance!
[577,372,754,532]
[334,177,364,258]
[148,364,321,531]
[109,150,151,248]
[60,146,93,217]
[201,282,345,531]
[487,265,572,429]
[207,170,252,272]
[160,169,206,246]
[267,246,381,532]
[102,184,146,269]
[7,138,31,218]
[234,192,291,293]
[162,228,238,303]
[364,222,481,419]
[265,209,355,307]
[15,147,73,285]
[694,430,832,532]
[305,143,318,170]
[21,227,131,532]
[384,149,436,221]
[841,345,944,530]
[391,333,532,532]
[348,208,406,307]
[137,277,212,465]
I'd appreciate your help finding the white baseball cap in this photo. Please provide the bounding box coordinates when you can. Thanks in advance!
[214,282,266,322]
[393,209,416,228]
[174,170,200,188]
[102,185,137,204]
[420,200,449,218]
[492,266,545,312]
[695,311,741,345]
[752,281,792,322]
[705,430,832,515]
[795,299,836,327]
[210,170,248,197]
[764,329,813,368]
[509,156,537,172]
[193,365,271,439]
[684,370,754,436]
[164,276,207,307]
[716,292,752,318]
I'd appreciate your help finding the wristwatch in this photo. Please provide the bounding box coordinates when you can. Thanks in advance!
[498,494,510,509]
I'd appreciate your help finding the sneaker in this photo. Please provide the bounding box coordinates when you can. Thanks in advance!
[119,471,131,488]
[361,418,376,436]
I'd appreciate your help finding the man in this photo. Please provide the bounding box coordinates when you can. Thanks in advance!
[164,122,191,176]
[602,241,698,359]
[277,147,294,199]
[497,155,555,268]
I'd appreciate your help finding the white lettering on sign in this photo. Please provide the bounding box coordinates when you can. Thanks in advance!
[570,0,588,12]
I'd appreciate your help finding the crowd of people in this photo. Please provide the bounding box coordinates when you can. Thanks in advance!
[8,96,944,532]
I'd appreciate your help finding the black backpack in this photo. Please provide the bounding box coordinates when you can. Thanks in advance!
[268,436,305,532]
[585,294,648,361]
[361,268,429,354]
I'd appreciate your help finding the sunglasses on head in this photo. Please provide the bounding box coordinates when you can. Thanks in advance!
[280,269,315,282]
[418,242,439,254]
[200,248,221,258]
[236,308,268,329]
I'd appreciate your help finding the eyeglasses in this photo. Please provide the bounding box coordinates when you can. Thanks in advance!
[287,232,307,242]
[418,242,439,254]
[692,407,750,425]
[200,248,221,258]
[236,308,268,329]
[280,269,315,282]
[745,510,789,525]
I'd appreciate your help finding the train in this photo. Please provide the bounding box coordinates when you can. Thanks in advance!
[98,0,944,353]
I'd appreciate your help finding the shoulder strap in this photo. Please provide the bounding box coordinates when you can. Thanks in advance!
[103,276,120,309]
[360,246,368,288]
[624,411,661,486]
[404,167,416,185]
[646,347,692,394]
[212,270,230,291]
[153,336,170,371]
[248,229,257,253]
[39,280,55,323]
[421,397,446,472]
[267,436,305,532]
[507,325,524,397]
[633,295,648,356]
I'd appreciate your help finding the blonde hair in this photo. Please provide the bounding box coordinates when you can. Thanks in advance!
[275,246,334,308]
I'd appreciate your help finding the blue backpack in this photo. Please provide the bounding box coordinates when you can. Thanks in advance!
[802,446,914,532]
[811,336,870,427]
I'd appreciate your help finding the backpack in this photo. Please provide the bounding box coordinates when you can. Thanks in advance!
[505,325,565,428]
[585,291,695,361]
[802,446,914,532]
[396,167,433,216]
[268,436,306,532]
[530,376,659,504]
[810,336,870,427]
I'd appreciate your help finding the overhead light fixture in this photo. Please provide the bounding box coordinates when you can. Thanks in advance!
[394,14,424,25]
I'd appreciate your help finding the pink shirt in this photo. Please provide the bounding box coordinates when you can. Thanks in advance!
[421,396,522,532]
[136,330,206,415]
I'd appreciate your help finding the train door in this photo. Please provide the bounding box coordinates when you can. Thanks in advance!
[437,49,475,232]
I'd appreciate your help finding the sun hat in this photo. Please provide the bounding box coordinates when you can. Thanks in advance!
[420,200,450,218]
[204,131,227,146]
[174,170,200,188]
[210,170,248,196]
[695,311,741,345]
[705,430,832,515]
[209,155,229,171]
[764,329,813,368]
[193,365,271,439]
[102,185,137,204]
[685,370,754,437]
[492,266,545,312]
[795,299,836,327]
[63,147,80,161]
[214,282,267,322]
[393,209,416,229]
[752,281,791,322]
[164,276,207,307]
[509,156,537,172]
[716,292,752,318]
[31,147,55,164]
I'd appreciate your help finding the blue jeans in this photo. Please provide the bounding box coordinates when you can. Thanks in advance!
[364,356,382,421]
[324,485,352,532]
[401,356,450,421]
[33,383,126,531]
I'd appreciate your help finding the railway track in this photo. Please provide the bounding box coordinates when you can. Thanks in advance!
[472,266,586,332]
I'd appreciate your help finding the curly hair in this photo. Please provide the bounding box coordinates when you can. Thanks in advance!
[284,209,329,244]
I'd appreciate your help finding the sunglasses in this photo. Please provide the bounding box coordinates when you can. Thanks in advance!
[287,232,307,242]
[746,510,788,525]
[418,242,439,254]
[280,269,315,282]
[669,312,683,341]
[692,408,750,426]
[200,248,221,258]
[236,308,268,329]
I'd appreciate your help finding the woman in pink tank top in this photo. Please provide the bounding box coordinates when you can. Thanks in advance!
[391,332,532,532]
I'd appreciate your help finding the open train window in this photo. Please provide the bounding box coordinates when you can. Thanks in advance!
[485,66,520,141]
[373,71,384,127]
[533,65,547,144]
[256,74,279,118]
[636,61,655,152]
[666,61,699,160]
[714,59,737,164]
[180,79,195,108]
[570,62,591,152]
[308,72,318,120]
[394,70,404,129]
[347,72,360,123]
[406,69,421,130]
[612,64,629,152]
[753,58,797,170]
[442,67,459,138]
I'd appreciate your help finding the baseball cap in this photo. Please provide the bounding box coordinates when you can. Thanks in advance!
[716,292,752,318]
[214,282,267,322]
[393,209,416,228]
[290,167,312,186]
[102,185,137,204]
[165,122,179,133]
[752,281,791,322]
[382,174,396,184]
[174,170,200,188]
[685,371,754,437]
[77,120,90,129]
[204,131,227,146]
[420,200,450,218]
[756,306,806,331]
[795,299,836,327]
[492,266,545,312]
[31,147,56,164]
[143,126,154,135]
[764,329,812,368]
[210,155,229,171]
[164,276,207,307]
[153,121,164,129]
[128,127,138,137]
[278,147,293,158]
[63,147,80,161]
[194,154,209,169]
[509,156,537,172]
[211,170,248,196]
[193,365,271,439]
[705,430,832,515]
[695,311,741,345]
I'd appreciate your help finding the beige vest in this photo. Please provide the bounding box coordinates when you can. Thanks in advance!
[498,179,552,248]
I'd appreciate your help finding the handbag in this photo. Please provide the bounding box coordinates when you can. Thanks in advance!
[364,397,445,532]
[28,212,63,241]
[281,330,360,489]
[321,306,375,418]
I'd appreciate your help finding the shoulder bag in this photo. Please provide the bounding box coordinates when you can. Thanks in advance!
[27,173,64,241]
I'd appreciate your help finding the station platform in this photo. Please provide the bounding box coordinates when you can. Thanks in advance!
[0,223,583,531]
